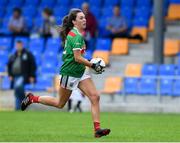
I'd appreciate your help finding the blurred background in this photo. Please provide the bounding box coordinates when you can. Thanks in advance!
[0,0,180,113]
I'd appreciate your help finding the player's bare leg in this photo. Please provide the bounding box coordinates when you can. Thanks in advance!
[21,87,72,110]
[78,78,110,138]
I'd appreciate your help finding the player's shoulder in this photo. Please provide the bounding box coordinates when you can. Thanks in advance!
[68,30,77,37]
[67,28,82,38]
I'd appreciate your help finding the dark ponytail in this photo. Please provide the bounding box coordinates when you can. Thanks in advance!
[59,8,82,47]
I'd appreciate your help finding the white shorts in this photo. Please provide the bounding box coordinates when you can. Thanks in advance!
[60,69,91,90]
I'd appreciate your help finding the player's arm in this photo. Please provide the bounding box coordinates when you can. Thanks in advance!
[73,50,92,67]
[73,50,104,74]
[72,35,93,67]
[72,35,104,73]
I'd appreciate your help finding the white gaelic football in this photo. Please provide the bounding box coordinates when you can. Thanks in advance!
[90,58,106,74]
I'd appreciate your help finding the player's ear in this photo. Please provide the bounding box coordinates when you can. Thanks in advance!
[72,20,76,25]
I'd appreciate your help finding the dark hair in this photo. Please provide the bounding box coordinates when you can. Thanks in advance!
[16,40,23,43]
[43,8,53,16]
[60,8,82,47]
[114,4,120,9]
[13,7,22,14]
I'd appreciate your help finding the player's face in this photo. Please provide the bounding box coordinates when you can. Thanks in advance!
[13,11,20,19]
[82,4,89,15]
[16,43,23,52]
[74,12,86,30]
[113,7,120,16]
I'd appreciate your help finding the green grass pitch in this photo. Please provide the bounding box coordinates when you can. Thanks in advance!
[0,111,180,142]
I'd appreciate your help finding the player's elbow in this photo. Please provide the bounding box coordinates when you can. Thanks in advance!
[74,56,81,63]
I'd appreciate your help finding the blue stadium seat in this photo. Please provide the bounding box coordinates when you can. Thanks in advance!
[0,7,5,17]
[53,6,69,17]
[173,79,180,96]
[41,65,57,74]
[7,4,23,11]
[57,51,63,62]
[0,50,8,57]
[0,50,8,64]
[98,18,110,37]
[169,0,180,4]
[89,0,102,7]
[24,17,33,31]
[72,0,86,6]
[70,3,81,9]
[0,37,12,51]
[59,51,63,56]
[96,38,112,51]
[38,3,54,10]
[84,50,93,60]
[0,0,8,6]
[45,38,61,53]
[6,5,22,11]
[23,6,37,18]
[42,51,58,62]
[121,7,133,19]
[124,77,139,94]
[121,7,133,29]
[24,0,40,6]
[57,59,63,72]
[121,0,135,8]
[43,50,58,60]
[90,6,101,19]
[0,64,6,72]
[14,37,29,49]
[138,77,157,95]
[56,0,71,6]
[159,64,176,76]
[0,20,11,35]
[4,7,14,18]
[33,17,43,29]
[101,6,113,18]
[136,0,152,7]
[29,38,45,53]
[177,66,180,75]
[41,59,58,74]
[104,0,119,6]
[160,78,173,96]
[2,76,11,90]
[40,0,56,7]
[25,84,36,91]
[55,16,64,25]
[35,75,53,91]
[134,7,151,19]
[133,17,149,27]
[142,64,158,76]
[177,53,180,66]
[125,19,133,30]
[8,0,24,6]
[32,53,41,65]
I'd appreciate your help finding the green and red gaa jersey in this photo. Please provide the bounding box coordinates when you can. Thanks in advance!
[60,27,86,78]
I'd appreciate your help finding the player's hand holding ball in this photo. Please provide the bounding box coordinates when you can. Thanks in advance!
[90,58,106,74]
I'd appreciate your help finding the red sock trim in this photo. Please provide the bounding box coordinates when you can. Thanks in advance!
[94,122,100,131]
[29,95,39,103]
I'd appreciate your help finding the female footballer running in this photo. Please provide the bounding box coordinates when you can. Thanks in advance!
[21,8,110,138]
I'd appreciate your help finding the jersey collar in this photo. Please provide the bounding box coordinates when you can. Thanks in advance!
[73,27,82,36]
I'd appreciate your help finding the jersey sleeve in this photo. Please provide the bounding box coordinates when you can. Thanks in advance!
[71,35,84,51]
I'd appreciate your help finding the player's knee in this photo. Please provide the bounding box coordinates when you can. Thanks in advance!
[90,92,100,104]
